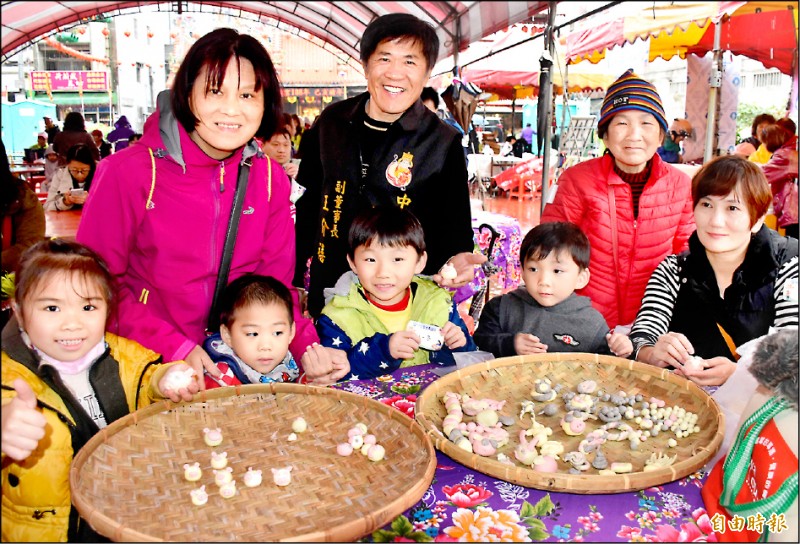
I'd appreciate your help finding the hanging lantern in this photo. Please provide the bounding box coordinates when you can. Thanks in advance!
[170,32,177,39]
[521,25,529,33]
[304,96,315,104]
[101,27,110,37]
[322,96,333,104]
[286,96,297,104]
[77,27,86,35]
[147,31,154,39]
[124,30,131,37]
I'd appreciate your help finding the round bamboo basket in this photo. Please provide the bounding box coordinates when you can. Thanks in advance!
[70,383,436,542]
[415,353,724,494]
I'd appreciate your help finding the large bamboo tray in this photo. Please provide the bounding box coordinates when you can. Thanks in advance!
[70,383,436,542]
[415,353,724,494]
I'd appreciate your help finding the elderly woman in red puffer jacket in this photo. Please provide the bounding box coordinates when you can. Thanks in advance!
[541,69,695,331]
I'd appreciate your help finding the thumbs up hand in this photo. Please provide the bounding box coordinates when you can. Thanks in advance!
[1,379,47,461]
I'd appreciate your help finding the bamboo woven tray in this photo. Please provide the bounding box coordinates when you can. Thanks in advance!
[415,353,724,494]
[70,383,436,542]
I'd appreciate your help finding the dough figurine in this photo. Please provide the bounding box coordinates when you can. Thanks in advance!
[210,451,228,470]
[213,467,233,486]
[161,367,196,392]
[244,468,263,487]
[203,427,223,447]
[440,262,457,280]
[291,417,308,433]
[190,485,208,506]
[272,466,293,486]
[183,462,202,482]
[219,479,237,499]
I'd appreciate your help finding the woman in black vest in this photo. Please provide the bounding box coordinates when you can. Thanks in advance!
[629,155,798,387]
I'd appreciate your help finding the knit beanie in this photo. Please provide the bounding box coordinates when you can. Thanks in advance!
[597,69,668,138]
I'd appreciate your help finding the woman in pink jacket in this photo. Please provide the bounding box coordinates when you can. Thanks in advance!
[77,29,348,387]
[541,69,695,331]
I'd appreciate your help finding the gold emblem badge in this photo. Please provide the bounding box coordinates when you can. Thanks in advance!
[385,152,414,190]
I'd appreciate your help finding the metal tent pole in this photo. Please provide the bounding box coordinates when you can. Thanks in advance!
[540,1,557,217]
[703,17,723,163]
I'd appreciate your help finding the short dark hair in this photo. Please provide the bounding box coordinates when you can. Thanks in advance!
[761,124,790,153]
[218,274,294,328]
[360,13,439,71]
[171,28,283,141]
[348,205,426,258]
[751,113,776,138]
[62,111,86,132]
[775,117,797,135]
[691,155,772,227]
[128,133,142,143]
[421,87,439,108]
[520,222,591,270]
[66,143,96,168]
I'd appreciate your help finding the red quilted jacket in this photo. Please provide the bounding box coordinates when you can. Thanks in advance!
[541,153,695,328]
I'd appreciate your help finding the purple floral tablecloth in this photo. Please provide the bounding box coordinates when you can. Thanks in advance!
[332,365,716,543]
[454,212,523,305]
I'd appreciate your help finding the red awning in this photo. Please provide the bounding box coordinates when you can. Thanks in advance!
[562,1,798,75]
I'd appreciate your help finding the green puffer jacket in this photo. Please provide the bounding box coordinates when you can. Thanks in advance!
[1,318,165,542]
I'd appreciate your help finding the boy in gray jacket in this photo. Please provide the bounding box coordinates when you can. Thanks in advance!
[474,222,633,357]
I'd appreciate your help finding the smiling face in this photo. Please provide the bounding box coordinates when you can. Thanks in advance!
[189,57,264,160]
[18,270,107,362]
[602,110,664,173]
[694,189,762,258]
[347,242,427,306]
[522,249,590,308]
[363,38,431,123]
[262,132,292,165]
[220,301,295,374]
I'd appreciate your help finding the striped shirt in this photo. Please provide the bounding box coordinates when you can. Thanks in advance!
[630,254,798,359]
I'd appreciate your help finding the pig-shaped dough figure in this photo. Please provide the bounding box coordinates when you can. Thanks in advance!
[190,485,208,506]
[272,466,293,486]
[183,462,202,482]
[244,467,263,487]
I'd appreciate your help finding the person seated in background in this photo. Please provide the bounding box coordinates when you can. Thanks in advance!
[734,113,776,158]
[202,274,303,388]
[29,133,47,151]
[762,118,799,239]
[316,205,476,380]
[420,86,440,114]
[53,111,99,165]
[41,145,59,194]
[629,155,798,388]
[657,118,692,164]
[474,222,632,358]
[91,129,112,159]
[1,143,45,278]
[44,143,96,211]
[261,124,306,222]
[749,118,779,165]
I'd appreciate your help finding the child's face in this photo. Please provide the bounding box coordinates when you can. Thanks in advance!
[18,271,108,362]
[220,302,295,374]
[46,153,59,163]
[347,242,427,306]
[522,249,589,307]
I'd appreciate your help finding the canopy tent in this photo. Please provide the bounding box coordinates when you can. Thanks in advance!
[2,1,552,63]
[562,1,798,75]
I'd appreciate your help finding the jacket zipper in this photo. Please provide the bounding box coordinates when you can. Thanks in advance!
[219,160,226,193]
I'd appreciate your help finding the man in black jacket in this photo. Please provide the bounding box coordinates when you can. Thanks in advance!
[294,13,485,317]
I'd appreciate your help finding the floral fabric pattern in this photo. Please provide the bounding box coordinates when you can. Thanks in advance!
[333,364,713,543]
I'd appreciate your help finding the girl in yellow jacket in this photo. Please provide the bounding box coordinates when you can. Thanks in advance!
[1,239,199,542]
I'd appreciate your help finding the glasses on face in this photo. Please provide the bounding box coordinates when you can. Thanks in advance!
[69,167,91,176]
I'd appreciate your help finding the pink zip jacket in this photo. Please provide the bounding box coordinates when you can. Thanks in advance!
[77,90,318,364]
